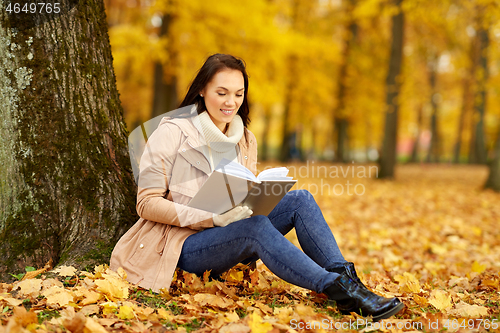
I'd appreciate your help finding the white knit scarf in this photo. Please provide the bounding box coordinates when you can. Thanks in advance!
[192,110,244,171]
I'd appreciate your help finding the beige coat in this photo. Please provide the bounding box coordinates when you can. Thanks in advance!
[110,113,258,292]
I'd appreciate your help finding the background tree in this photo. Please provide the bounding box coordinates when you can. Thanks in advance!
[0,0,137,279]
[333,0,358,163]
[485,129,500,191]
[379,0,405,178]
[468,5,490,165]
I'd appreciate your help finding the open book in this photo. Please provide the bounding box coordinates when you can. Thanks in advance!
[187,158,297,216]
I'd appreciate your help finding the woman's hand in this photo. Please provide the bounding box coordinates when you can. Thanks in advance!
[213,206,253,227]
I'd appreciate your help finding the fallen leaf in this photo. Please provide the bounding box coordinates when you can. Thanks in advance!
[43,286,74,307]
[447,301,489,318]
[413,294,428,307]
[101,302,118,315]
[117,305,135,320]
[12,306,38,327]
[157,308,173,321]
[471,261,486,274]
[193,293,235,309]
[247,312,273,333]
[79,305,100,316]
[84,317,108,333]
[81,290,102,305]
[16,279,42,297]
[220,322,251,333]
[394,272,421,293]
[428,289,452,311]
[54,266,77,277]
[94,276,129,300]
[63,312,86,333]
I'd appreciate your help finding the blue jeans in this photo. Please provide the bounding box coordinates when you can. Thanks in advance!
[177,189,347,293]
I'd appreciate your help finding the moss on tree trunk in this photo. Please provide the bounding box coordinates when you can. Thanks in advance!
[0,0,137,280]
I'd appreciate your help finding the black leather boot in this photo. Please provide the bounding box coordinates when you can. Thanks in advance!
[324,262,405,321]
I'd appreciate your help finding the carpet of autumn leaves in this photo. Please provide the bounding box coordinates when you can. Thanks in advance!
[1,163,499,333]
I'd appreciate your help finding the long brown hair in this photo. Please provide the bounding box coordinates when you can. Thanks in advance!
[178,53,251,128]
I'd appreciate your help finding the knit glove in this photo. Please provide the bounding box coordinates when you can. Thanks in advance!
[213,206,253,227]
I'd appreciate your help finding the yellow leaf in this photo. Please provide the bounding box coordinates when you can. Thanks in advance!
[101,302,118,315]
[295,303,316,317]
[428,289,452,311]
[133,305,154,321]
[95,276,129,299]
[84,317,108,333]
[224,311,240,323]
[193,293,235,309]
[447,301,489,318]
[117,305,135,320]
[471,261,486,274]
[247,312,273,333]
[81,290,102,306]
[220,323,251,333]
[225,269,244,283]
[3,297,22,307]
[157,308,173,321]
[394,272,421,293]
[80,305,100,316]
[116,267,127,280]
[43,286,74,307]
[413,295,428,307]
[54,266,77,277]
[16,279,42,297]
[274,307,293,324]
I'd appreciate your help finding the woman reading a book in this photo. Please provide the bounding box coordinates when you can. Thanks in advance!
[111,53,404,321]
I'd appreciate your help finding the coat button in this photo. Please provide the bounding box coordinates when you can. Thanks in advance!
[244,156,248,159]
[197,161,200,164]
[139,244,144,249]
[182,148,186,152]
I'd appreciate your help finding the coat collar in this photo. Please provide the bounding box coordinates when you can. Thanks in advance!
[159,111,251,176]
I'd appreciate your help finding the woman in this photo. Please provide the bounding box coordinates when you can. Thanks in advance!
[110,53,404,321]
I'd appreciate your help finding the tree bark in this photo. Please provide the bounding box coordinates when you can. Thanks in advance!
[379,0,404,179]
[484,130,500,191]
[409,104,423,163]
[333,0,357,163]
[453,75,472,163]
[151,11,179,118]
[279,55,297,163]
[0,0,137,280]
[260,107,272,161]
[468,26,489,165]
[426,53,440,163]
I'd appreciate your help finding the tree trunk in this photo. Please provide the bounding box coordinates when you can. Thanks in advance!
[335,118,349,162]
[379,0,404,179]
[333,0,357,163]
[469,26,489,165]
[260,107,272,161]
[0,0,137,280]
[151,11,179,118]
[426,53,440,163]
[279,55,297,163]
[409,104,423,163]
[484,130,500,191]
[453,75,472,164]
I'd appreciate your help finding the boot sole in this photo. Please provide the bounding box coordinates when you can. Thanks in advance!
[372,302,405,322]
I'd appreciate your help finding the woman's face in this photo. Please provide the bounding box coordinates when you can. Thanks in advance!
[200,68,245,133]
